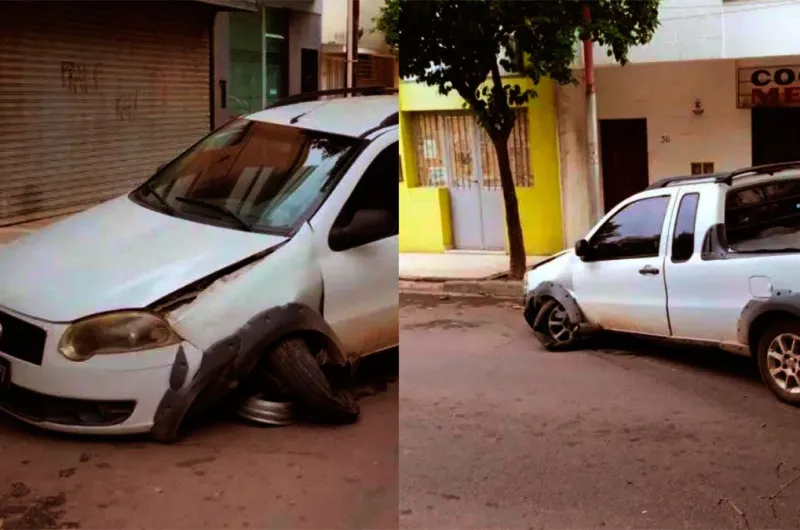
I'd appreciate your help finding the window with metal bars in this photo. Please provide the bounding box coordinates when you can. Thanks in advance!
[410,109,531,188]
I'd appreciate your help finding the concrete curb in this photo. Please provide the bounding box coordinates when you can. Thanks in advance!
[399,278,523,300]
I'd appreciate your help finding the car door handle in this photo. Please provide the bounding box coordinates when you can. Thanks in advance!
[639,265,660,276]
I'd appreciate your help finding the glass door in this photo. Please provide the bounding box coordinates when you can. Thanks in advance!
[228,11,262,116]
[227,7,289,114]
[264,8,288,107]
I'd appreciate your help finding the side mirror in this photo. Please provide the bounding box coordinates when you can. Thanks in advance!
[329,209,394,251]
[575,239,590,260]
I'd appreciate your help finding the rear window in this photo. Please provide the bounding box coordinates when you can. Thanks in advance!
[725,179,800,251]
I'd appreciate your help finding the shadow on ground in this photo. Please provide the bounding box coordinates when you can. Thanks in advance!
[593,333,761,386]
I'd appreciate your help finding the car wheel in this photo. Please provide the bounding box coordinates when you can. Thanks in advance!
[757,320,800,406]
[266,337,360,424]
[532,299,578,351]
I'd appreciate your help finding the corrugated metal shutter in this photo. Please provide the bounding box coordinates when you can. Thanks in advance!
[0,1,213,225]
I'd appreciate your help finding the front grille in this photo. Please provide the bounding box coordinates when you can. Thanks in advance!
[0,384,135,426]
[0,310,47,365]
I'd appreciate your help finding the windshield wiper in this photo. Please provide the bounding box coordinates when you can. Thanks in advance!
[174,196,252,231]
[142,182,176,214]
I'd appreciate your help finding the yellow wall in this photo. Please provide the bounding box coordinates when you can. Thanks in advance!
[399,186,452,252]
[399,110,452,252]
[514,79,564,255]
[399,77,563,255]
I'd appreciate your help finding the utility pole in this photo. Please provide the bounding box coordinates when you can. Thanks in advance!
[583,3,602,223]
[345,0,360,91]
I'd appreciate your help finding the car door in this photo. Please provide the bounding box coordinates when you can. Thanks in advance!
[571,191,676,337]
[310,130,399,358]
[666,179,800,344]
[661,186,732,342]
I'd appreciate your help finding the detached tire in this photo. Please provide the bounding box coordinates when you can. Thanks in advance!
[531,299,579,351]
[266,338,360,424]
[757,319,800,406]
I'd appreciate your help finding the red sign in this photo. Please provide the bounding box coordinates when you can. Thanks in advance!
[737,66,800,108]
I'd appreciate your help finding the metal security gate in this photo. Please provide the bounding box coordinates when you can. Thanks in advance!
[0,1,213,226]
[443,113,505,250]
[412,110,531,251]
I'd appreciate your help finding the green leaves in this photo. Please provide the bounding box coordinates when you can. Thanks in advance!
[373,0,400,52]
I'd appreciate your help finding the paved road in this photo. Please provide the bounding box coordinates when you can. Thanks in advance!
[400,294,800,529]
[0,350,398,530]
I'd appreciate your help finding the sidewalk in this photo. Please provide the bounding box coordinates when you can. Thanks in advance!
[400,252,546,281]
[400,252,551,300]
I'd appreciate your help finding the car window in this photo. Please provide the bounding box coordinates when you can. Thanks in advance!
[671,193,700,262]
[726,179,800,252]
[589,196,671,261]
[133,119,362,235]
[332,142,399,239]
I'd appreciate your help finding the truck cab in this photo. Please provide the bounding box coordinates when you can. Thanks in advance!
[523,161,800,406]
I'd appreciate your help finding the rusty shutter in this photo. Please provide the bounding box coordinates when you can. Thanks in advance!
[0,1,213,226]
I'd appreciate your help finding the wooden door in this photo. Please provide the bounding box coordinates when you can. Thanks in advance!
[599,119,650,213]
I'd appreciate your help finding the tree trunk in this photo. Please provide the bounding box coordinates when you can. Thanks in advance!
[492,133,526,280]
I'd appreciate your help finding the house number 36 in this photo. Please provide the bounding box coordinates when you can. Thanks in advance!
[660,135,671,144]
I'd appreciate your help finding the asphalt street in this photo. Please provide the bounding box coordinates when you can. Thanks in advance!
[0,350,398,530]
[400,293,800,529]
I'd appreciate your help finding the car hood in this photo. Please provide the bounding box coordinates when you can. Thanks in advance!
[524,249,575,294]
[0,196,288,322]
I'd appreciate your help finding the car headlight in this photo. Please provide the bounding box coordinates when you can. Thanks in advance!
[58,311,181,362]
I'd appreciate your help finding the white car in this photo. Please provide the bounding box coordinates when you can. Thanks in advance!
[524,161,800,405]
[0,88,399,441]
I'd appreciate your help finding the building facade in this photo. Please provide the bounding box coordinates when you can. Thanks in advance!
[399,77,563,256]
[212,0,323,126]
[0,0,322,226]
[559,0,800,246]
[320,0,398,90]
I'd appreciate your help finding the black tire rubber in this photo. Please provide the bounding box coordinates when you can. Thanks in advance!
[266,337,360,424]
[757,319,800,406]
[534,299,579,351]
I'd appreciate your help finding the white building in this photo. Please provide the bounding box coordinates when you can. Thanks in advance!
[558,0,800,245]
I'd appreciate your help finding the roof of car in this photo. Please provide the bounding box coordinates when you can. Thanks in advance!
[646,161,800,190]
[245,95,398,138]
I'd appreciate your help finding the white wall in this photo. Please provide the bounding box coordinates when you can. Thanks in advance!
[573,0,800,68]
[558,59,753,245]
[723,1,800,59]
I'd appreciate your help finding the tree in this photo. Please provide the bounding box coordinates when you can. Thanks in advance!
[373,0,400,52]
[376,0,660,279]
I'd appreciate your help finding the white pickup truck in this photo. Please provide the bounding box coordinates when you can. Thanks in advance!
[523,161,800,406]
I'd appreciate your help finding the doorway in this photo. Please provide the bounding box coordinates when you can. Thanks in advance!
[599,119,649,213]
[301,48,319,93]
[752,107,800,165]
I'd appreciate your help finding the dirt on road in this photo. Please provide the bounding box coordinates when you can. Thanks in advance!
[0,350,398,530]
[400,293,800,529]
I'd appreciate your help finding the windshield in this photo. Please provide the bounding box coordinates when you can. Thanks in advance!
[132,119,362,234]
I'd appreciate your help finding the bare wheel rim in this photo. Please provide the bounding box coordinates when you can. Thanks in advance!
[547,304,573,344]
[767,333,800,394]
